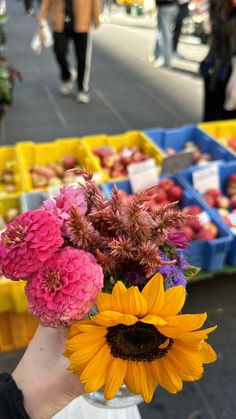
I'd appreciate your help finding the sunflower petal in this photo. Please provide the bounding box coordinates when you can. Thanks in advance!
[159,286,186,317]
[125,362,156,402]
[141,315,166,326]
[66,329,106,352]
[179,326,217,347]
[199,341,217,364]
[141,273,165,314]
[96,293,112,312]
[165,313,207,332]
[151,357,183,394]
[69,337,105,364]
[111,281,127,312]
[92,311,138,326]
[104,358,127,400]
[117,286,148,317]
[67,320,97,338]
[81,344,111,390]
[167,344,203,381]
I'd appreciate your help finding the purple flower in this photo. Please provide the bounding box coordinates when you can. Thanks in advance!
[157,253,187,290]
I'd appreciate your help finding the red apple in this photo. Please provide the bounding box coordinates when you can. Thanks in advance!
[183,205,202,216]
[182,226,194,241]
[230,195,236,209]
[227,173,236,185]
[203,194,216,207]
[228,138,236,151]
[61,155,78,170]
[154,189,168,204]
[159,178,174,192]
[168,185,183,202]
[205,188,222,198]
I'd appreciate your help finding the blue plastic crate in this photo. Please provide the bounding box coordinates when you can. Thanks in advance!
[102,175,232,272]
[180,162,236,264]
[143,125,236,168]
[20,191,49,212]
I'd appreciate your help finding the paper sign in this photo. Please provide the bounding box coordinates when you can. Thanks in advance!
[161,152,193,175]
[198,211,211,225]
[127,158,159,193]
[192,165,220,194]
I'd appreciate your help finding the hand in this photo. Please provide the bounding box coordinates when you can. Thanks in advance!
[13,325,84,419]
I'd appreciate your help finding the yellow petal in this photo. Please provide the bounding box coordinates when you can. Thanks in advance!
[69,337,105,364]
[92,311,138,326]
[141,315,166,326]
[151,357,183,394]
[66,329,106,352]
[159,286,186,317]
[96,293,112,312]
[179,325,217,347]
[199,342,217,364]
[141,273,165,314]
[167,344,203,381]
[67,320,97,338]
[81,344,111,389]
[165,313,207,332]
[157,324,185,339]
[104,358,127,400]
[117,286,148,318]
[111,281,127,312]
[124,362,156,402]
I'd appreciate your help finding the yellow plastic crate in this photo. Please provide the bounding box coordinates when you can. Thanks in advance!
[0,312,38,352]
[0,146,23,196]
[199,120,236,154]
[0,195,22,227]
[0,278,28,314]
[81,131,165,181]
[16,138,102,192]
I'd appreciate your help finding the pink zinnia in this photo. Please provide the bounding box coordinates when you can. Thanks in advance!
[43,185,87,234]
[25,247,104,327]
[0,210,63,280]
[167,231,189,249]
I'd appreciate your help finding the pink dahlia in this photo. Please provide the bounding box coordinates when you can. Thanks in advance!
[0,210,63,280]
[43,185,87,234]
[25,247,104,327]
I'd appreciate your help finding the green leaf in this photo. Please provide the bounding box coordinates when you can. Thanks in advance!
[184,265,201,281]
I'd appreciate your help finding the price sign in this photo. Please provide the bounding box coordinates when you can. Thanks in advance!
[128,158,159,193]
[192,165,220,194]
[161,152,193,175]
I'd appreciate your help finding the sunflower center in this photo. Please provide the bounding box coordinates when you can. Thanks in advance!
[43,271,62,292]
[106,321,173,362]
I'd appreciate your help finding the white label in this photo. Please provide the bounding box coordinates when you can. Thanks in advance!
[192,165,220,194]
[127,158,159,193]
[198,211,211,225]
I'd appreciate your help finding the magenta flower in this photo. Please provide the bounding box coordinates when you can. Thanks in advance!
[43,185,87,234]
[167,231,188,249]
[0,210,63,280]
[25,247,104,327]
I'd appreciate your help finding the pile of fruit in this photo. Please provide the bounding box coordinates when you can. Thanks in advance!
[0,207,20,230]
[219,137,236,153]
[93,146,149,178]
[165,142,212,166]
[202,174,236,233]
[30,155,81,189]
[116,178,219,241]
[0,161,18,194]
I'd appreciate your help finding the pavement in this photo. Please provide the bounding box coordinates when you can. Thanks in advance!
[0,2,236,419]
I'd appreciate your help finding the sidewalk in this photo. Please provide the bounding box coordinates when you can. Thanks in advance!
[1,1,207,145]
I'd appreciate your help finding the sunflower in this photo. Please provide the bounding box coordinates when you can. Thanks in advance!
[65,273,217,403]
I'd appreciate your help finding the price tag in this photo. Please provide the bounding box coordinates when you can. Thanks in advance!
[198,211,211,225]
[192,165,220,194]
[127,158,159,193]
[161,152,193,175]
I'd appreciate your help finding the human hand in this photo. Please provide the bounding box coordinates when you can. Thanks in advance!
[13,325,84,419]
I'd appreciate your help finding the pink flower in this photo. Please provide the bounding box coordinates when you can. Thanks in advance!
[167,231,188,249]
[43,185,87,234]
[0,210,63,280]
[25,247,104,327]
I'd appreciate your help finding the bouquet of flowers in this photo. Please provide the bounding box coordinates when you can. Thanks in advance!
[0,170,217,404]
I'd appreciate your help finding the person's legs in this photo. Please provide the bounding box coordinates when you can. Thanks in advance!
[73,32,91,102]
[53,32,71,82]
[53,30,76,95]
[160,5,178,67]
[203,78,227,121]
[173,3,189,52]
[152,8,164,63]
[23,0,32,14]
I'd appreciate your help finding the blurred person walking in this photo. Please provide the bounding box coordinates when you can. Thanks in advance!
[23,0,41,16]
[101,0,113,22]
[150,0,178,68]
[38,0,101,104]
[201,0,236,121]
[173,0,190,58]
